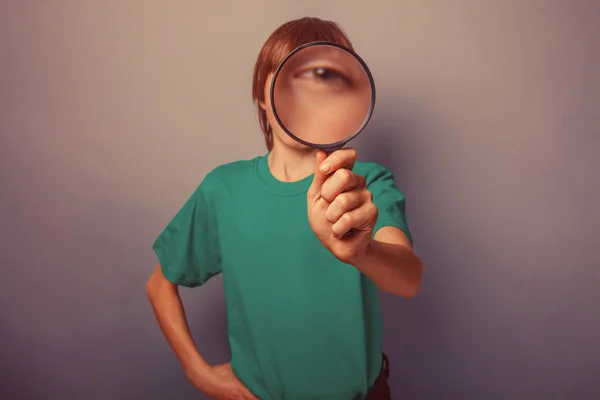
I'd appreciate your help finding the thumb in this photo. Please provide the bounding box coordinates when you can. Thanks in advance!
[307,150,328,200]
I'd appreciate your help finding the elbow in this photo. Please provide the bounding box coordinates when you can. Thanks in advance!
[401,283,421,298]
[399,262,424,298]
[146,277,154,297]
[146,274,158,301]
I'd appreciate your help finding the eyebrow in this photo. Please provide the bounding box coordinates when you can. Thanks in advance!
[283,45,359,78]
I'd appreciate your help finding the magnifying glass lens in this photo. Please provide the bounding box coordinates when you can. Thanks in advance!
[271,43,375,150]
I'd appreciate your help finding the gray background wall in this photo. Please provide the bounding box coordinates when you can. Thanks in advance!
[1,1,599,399]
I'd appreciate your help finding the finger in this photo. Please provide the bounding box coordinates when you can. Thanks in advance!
[307,150,329,201]
[331,203,378,238]
[320,169,366,203]
[318,147,358,175]
[325,190,370,224]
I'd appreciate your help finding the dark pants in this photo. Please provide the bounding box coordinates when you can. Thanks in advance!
[366,354,391,400]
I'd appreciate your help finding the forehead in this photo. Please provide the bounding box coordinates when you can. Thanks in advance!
[265,30,352,71]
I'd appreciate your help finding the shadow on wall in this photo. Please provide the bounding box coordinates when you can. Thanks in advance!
[356,111,430,397]
[356,109,470,398]
[0,333,43,399]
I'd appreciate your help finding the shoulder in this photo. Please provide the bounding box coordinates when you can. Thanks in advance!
[353,160,396,186]
[197,156,261,194]
[207,157,258,181]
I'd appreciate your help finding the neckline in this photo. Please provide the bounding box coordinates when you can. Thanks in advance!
[256,152,314,195]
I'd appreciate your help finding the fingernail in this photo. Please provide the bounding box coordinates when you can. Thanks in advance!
[320,163,331,173]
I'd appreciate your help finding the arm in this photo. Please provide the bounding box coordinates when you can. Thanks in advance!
[149,175,258,399]
[353,227,423,297]
[146,265,258,399]
[308,149,424,298]
[146,264,209,378]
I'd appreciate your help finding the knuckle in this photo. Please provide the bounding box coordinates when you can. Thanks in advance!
[341,212,353,225]
[339,169,353,184]
[337,168,350,179]
[325,206,337,222]
[369,203,379,217]
[337,193,350,208]
[358,175,367,188]
[341,169,354,183]
[320,185,334,201]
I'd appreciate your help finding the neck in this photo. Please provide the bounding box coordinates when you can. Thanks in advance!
[268,143,317,182]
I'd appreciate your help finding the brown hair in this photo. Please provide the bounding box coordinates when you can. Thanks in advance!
[251,17,354,150]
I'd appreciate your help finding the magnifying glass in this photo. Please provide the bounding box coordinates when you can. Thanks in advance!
[270,41,376,153]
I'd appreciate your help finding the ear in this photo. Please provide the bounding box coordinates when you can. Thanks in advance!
[258,101,267,111]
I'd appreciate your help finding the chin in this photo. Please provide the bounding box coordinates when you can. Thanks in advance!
[274,132,312,151]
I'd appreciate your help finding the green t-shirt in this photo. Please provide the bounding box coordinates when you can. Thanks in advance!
[153,153,412,400]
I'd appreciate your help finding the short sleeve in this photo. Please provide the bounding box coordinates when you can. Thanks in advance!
[152,174,221,287]
[366,164,414,246]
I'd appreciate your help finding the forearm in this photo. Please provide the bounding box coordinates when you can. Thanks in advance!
[146,266,209,376]
[353,240,423,297]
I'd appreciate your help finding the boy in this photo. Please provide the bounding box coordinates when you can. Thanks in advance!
[147,17,423,400]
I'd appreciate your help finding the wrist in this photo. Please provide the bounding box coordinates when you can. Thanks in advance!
[182,352,212,378]
[351,239,376,271]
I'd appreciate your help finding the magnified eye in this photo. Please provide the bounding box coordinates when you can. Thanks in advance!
[295,66,352,88]
[313,67,340,80]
